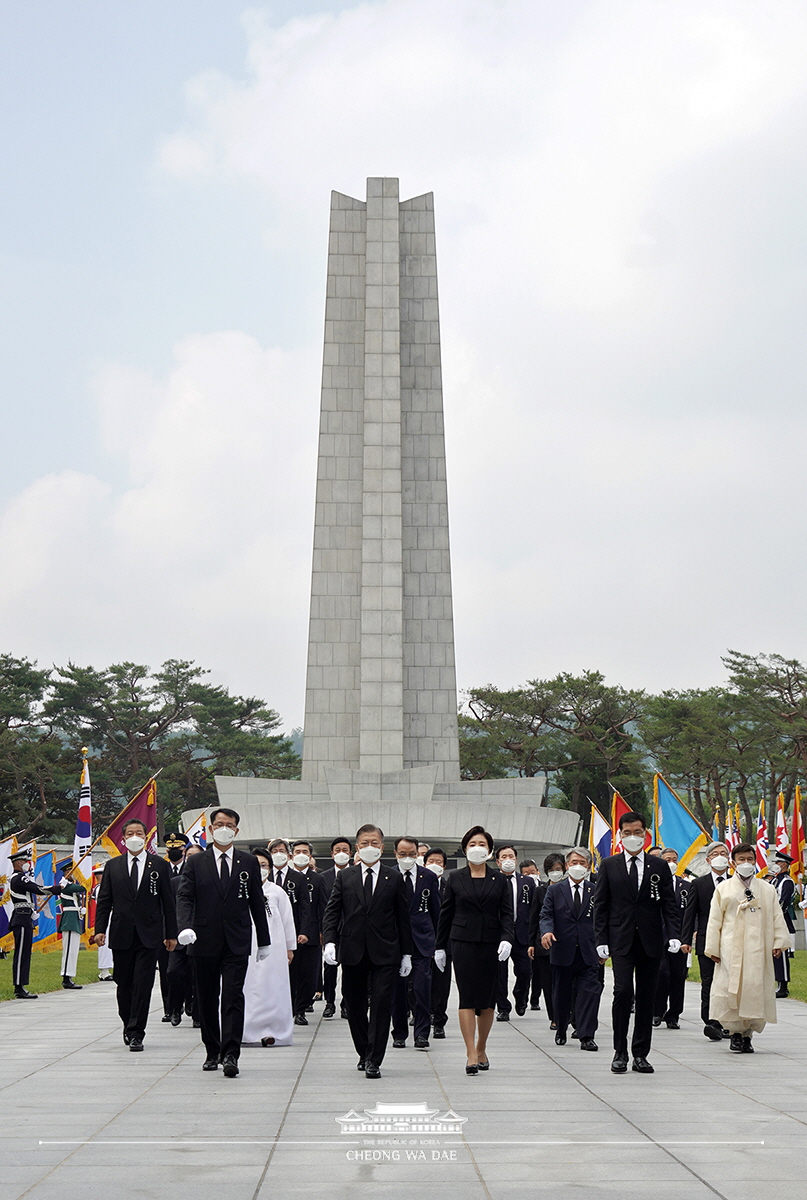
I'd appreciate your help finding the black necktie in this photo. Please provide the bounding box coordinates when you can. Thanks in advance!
[364,868,374,904]
[716,875,724,885]
[220,854,230,888]
[573,883,581,916]
[405,869,414,899]
[629,856,638,895]
[130,857,139,890]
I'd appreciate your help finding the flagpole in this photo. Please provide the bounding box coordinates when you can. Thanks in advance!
[61,766,164,879]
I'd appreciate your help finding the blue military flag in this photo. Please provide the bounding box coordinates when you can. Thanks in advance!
[653,774,710,873]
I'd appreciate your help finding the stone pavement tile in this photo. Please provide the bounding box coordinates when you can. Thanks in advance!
[256,1184,490,1200]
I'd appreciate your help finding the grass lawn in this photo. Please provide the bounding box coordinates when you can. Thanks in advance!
[687,948,807,1002]
[0,945,106,1002]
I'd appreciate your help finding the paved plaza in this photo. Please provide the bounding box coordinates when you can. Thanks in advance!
[1,973,805,1200]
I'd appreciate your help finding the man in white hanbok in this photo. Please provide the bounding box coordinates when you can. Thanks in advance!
[242,850,297,1046]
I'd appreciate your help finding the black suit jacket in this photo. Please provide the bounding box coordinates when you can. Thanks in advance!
[322,863,413,967]
[497,871,535,946]
[399,864,441,957]
[435,866,515,948]
[271,867,326,940]
[592,852,680,957]
[539,878,598,967]
[681,872,721,955]
[176,847,270,957]
[528,880,552,957]
[663,874,690,943]
[95,852,178,950]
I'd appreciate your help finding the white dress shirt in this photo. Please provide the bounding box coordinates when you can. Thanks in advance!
[215,847,234,878]
[362,861,381,893]
[623,850,646,886]
[126,850,147,888]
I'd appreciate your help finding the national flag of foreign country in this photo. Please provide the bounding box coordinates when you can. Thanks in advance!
[588,802,611,868]
[775,793,789,852]
[611,789,651,852]
[72,754,93,890]
[183,809,207,849]
[726,804,740,852]
[100,779,158,857]
[790,785,806,882]
[0,834,18,951]
[31,851,60,953]
[653,775,710,873]
[755,799,769,873]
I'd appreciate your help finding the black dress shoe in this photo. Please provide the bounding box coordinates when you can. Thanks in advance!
[323,1003,336,1018]
[122,1032,131,1045]
[129,1039,144,1052]
[185,1002,193,1017]
[365,1062,381,1079]
[14,987,37,999]
[221,1055,239,1078]
[465,1063,478,1075]
[530,1002,540,1011]
[729,1033,744,1053]
[631,1057,654,1073]
[741,1036,754,1053]
[414,1036,429,1050]
[170,1012,182,1026]
[666,1020,680,1030]
[62,977,82,989]
[496,1012,510,1022]
[161,1014,172,1023]
[432,1025,445,1039]
[192,1020,201,1029]
[703,1024,722,1041]
[306,1004,314,1012]
[515,1004,527,1016]
[555,1032,567,1045]
[392,1038,406,1048]
[652,1016,662,1027]
[720,1028,731,1039]
[356,1059,366,1071]
[611,1054,628,1073]
[202,1058,219,1071]
[579,1038,598,1051]
[340,1005,348,1019]
[775,985,789,998]
[294,1013,308,1026]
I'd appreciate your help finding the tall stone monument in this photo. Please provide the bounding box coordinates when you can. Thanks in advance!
[192,178,578,856]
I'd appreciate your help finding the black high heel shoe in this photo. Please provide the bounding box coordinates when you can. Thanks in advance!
[477,1058,490,1070]
[465,1062,479,1075]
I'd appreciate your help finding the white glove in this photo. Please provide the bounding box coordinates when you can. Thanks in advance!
[79,907,87,917]
[256,945,272,962]
[59,878,71,889]
[177,928,197,946]
[399,954,412,977]
[596,945,610,959]
[434,949,447,972]
[497,941,511,962]
[800,899,807,910]
[668,939,681,954]
[323,942,338,966]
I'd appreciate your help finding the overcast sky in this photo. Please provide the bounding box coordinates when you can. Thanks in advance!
[2,0,807,731]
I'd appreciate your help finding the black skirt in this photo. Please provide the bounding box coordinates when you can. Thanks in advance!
[449,938,499,1011]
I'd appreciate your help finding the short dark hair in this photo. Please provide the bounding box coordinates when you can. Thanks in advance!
[356,823,384,841]
[544,853,565,873]
[649,844,663,853]
[268,838,290,854]
[496,844,518,859]
[210,807,240,825]
[425,847,447,866]
[519,859,536,872]
[252,847,271,866]
[122,818,147,836]
[618,810,646,831]
[394,835,419,851]
[460,825,494,853]
[292,840,312,854]
[731,841,755,861]
[331,836,352,851]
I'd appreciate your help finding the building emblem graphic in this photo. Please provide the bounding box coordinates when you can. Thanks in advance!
[337,1103,467,1135]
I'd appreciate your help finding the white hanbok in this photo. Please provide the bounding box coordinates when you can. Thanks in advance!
[242,881,297,1045]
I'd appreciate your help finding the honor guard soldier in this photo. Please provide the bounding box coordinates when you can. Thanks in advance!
[58,872,86,989]
[9,849,62,998]
[767,851,796,998]
[164,833,189,877]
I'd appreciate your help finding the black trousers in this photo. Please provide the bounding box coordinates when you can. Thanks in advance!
[532,954,555,1021]
[611,933,662,1059]
[12,923,33,987]
[341,954,397,1066]
[323,961,343,1006]
[156,944,171,1015]
[166,948,197,1020]
[289,942,319,1015]
[496,941,532,1013]
[430,952,452,1028]
[773,950,791,983]
[112,931,159,1040]
[552,948,602,1039]
[696,952,720,1027]
[192,950,249,1061]
[654,948,688,1020]
[392,950,432,1040]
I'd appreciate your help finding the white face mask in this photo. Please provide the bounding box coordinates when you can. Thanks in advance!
[292,853,310,868]
[735,861,756,878]
[260,866,270,882]
[358,844,382,865]
[426,863,444,877]
[397,856,416,871]
[710,855,729,872]
[416,856,425,867]
[567,864,588,881]
[499,858,517,874]
[621,835,645,854]
[666,860,678,873]
[547,869,564,882]
[333,852,350,867]
[211,826,236,847]
[125,836,145,854]
[767,863,781,874]
[271,852,288,868]
[466,845,490,865]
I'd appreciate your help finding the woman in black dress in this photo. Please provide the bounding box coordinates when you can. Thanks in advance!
[435,826,514,1073]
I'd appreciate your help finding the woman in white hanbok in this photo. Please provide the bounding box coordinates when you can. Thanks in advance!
[242,851,297,1046]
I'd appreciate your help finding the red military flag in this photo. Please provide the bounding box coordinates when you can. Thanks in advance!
[100,779,158,857]
[611,789,651,852]
[790,785,806,882]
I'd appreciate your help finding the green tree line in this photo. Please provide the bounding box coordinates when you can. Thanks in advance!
[0,655,300,843]
[459,651,807,843]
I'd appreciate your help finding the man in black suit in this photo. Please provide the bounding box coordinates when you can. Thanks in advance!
[539,846,602,1050]
[175,807,270,1077]
[391,836,441,1050]
[680,841,731,1040]
[424,848,450,1038]
[94,817,178,1051]
[319,836,353,1018]
[322,823,413,1079]
[285,839,327,1025]
[652,847,691,1030]
[593,810,681,1074]
[166,843,204,1026]
[494,843,535,1021]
